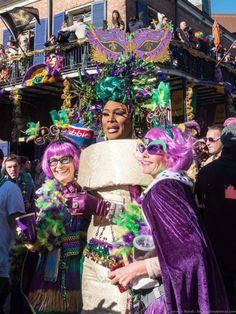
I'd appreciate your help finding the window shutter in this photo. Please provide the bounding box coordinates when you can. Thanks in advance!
[3,29,11,47]
[34,18,47,64]
[91,0,106,29]
[53,12,64,35]
[136,0,148,27]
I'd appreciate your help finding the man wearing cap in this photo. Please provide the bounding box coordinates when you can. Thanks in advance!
[195,123,236,310]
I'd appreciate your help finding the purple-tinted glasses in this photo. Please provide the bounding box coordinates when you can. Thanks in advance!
[137,140,166,155]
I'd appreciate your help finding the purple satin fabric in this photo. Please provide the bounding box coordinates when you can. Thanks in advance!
[143,179,229,314]
[63,182,110,216]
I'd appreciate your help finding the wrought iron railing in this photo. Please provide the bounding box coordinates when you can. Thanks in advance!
[0,39,235,88]
[0,40,92,87]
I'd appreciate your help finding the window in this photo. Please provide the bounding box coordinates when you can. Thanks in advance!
[66,4,92,26]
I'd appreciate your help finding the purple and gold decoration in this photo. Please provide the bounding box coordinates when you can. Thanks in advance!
[16,213,37,243]
[22,53,63,86]
[86,24,171,64]
[69,54,171,137]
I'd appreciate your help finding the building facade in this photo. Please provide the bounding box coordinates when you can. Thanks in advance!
[0,0,234,157]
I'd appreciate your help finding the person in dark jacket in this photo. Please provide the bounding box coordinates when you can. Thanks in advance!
[195,121,236,311]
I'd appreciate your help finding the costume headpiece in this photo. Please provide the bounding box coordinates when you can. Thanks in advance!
[23,26,172,140]
[64,123,95,147]
[70,54,171,137]
[23,108,94,147]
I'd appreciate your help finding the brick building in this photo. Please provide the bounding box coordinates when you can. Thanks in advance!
[0,0,234,51]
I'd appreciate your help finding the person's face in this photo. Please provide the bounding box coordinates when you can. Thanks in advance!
[48,155,75,185]
[162,17,168,25]
[113,12,119,19]
[35,162,41,174]
[139,140,167,178]
[5,160,20,180]
[180,21,187,30]
[50,36,56,43]
[102,101,132,140]
[24,160,31,172]
[206,129,223,155]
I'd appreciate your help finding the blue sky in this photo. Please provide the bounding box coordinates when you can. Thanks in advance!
[211,0,236,13]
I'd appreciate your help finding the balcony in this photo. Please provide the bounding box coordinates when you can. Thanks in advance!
[0,40,93,88]
[0,38,236,89]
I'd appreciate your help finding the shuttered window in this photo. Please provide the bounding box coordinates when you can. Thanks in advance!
[91,0,106,29]
[53,12,64,35]
[34,18,47,64]
[3,29,11,47]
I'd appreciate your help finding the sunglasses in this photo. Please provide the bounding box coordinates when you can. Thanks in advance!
[48,155,73,167]
[137,139,166,155]
[205,137,220,143]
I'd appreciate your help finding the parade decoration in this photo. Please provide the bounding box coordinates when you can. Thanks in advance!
[0,7,40,41]
[61,78,81,123]
[185,85,197,121]
[112,202,149,260]
[194,31,214,47]
[23,108,69,145]
[35,179,69,251]
[22,53,63,86]
[10,88,23,142]
[69,54,170,138]
[86,24,172,63]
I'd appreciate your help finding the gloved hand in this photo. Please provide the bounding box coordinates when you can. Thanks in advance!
[65,191,111,216]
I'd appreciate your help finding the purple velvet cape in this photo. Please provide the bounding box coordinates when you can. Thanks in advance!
[142,178,229,313]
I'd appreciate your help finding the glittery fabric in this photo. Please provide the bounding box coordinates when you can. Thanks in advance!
[142,178,229,314]
[82,187,132,314]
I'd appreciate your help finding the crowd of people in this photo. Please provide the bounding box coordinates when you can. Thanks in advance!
[0,45,235,314]
[0,7,235,314]
[1,7,235,84]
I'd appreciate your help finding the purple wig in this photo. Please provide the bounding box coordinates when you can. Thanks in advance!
[144,126,193,172]
[41,140,80,178]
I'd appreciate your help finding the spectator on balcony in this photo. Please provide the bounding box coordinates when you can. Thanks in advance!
[44,34,58,48]
[110,9,125,31]
[57,22,77,44]
[0,44,7,60]
[175,21,195,47]
[5,39,17,81]
[0,44,8,82]
[61,16,86,41]
[156,15,169,31]
[127,15,145,33]
[5,39,17,57]
[17,32,29,55]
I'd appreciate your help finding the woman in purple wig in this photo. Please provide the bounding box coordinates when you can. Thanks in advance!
[21,139,110,314]
[110,126,229,313]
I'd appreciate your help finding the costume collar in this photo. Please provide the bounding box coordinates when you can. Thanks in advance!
[141,169,193,200]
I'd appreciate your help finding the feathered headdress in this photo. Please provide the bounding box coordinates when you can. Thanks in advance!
[70,54,171,137]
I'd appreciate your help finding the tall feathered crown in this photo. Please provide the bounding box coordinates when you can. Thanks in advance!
[68,54,171,137]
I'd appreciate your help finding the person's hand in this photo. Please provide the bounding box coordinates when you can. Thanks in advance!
[16,226,28,242]
[16,226,38,251]
[108,260,148,289]
[66,192,111,216]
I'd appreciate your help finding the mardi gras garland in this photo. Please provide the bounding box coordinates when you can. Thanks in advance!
[112,202,149,260]
[35,179,71,251]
